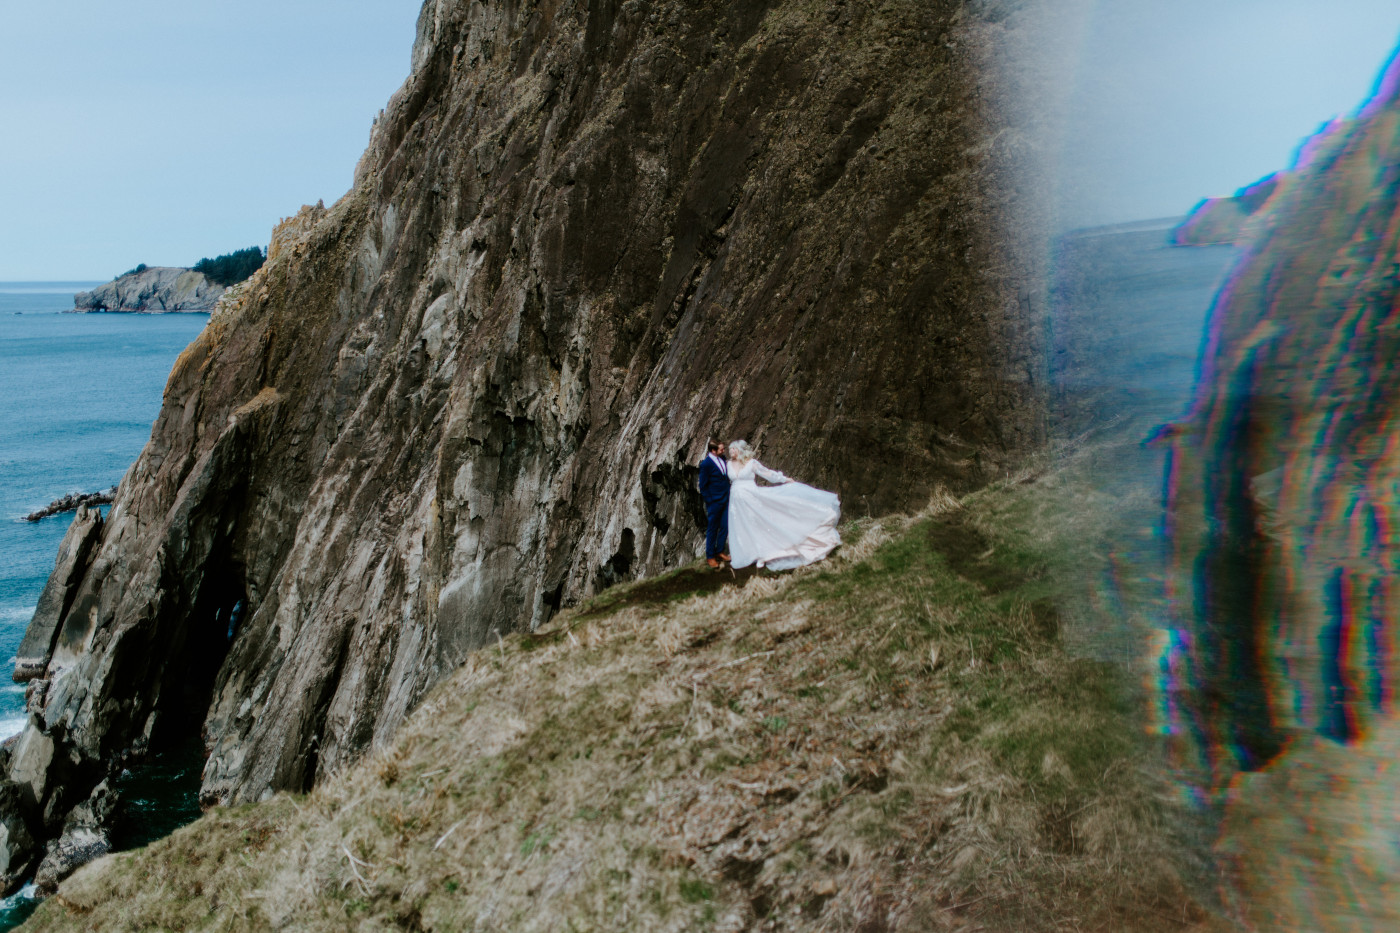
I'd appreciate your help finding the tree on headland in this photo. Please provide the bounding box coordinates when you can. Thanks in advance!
[193,247,266,287]
[119,263,148,278]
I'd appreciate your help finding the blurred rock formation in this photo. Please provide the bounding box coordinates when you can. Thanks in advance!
[1167,45,1400,929]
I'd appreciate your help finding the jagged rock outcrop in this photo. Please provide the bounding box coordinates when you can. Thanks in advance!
[5,0,1047,881]
[1166,47,1400,926]
[0,782,38,896]
[33,781,116,895]
[14,507,104,683]
[73,267,224,312]
[22,488,116,523]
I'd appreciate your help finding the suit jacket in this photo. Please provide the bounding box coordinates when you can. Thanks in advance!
[698,455,730,507]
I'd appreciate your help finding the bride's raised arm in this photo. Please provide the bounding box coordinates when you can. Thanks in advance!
[752,460,790,484]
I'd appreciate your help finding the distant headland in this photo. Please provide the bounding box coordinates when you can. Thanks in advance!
[72,246,266,313]
[1172,173,1282,247]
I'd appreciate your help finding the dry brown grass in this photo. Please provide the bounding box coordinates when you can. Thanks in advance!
[25,461,1222,932]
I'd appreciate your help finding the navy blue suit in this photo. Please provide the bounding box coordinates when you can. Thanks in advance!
[698,454,730,560]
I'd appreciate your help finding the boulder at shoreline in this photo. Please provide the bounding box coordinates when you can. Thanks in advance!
[23,488,116,523]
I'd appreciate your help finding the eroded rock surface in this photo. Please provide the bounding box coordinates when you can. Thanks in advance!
[74,267,224,312]
[34,781,117,894]
[6,0,1046,876]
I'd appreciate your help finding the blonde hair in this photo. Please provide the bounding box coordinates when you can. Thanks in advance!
[728,439,755,464]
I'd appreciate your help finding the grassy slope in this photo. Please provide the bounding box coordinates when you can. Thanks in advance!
[26,459,1217,932]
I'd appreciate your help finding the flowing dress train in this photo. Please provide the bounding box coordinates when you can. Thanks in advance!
[726,459,841,570]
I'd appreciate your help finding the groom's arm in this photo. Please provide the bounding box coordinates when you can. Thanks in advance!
[698,460,726,501]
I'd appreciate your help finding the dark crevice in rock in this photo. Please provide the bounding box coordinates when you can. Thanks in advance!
[151,548,245,754]
[541,581,566,620]
[1196,354,1284,771]
[643,461,705,539]
[595,528,637,593]
[292,624,354,795]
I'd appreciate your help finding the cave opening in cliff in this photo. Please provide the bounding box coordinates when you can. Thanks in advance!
[149,546,247,755]
[594,528,636,592]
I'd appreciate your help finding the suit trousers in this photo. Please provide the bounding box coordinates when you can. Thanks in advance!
[705,499,728,559]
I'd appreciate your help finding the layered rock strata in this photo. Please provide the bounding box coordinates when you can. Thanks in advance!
[1165,47,1400,925]
[4,0,1046,884]
[73,267,224,312]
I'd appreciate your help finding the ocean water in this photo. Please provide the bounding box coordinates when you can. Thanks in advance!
[0,284,207,922]
[0,280,205,918]
[0,285,208,733]
[1046,224,1239,668]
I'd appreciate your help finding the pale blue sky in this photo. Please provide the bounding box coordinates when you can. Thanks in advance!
[2,2,1399,276]
[1058,0,1400,229]
[0,1,420,280]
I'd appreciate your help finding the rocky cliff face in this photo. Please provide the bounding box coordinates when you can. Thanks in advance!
[4,0,1045,883]
[73,267,225,312]
[1165,48,1400,925]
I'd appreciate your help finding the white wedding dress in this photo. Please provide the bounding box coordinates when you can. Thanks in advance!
[727,459,841,570]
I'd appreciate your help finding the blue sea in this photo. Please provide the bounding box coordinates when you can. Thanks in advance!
[0,283,206,924]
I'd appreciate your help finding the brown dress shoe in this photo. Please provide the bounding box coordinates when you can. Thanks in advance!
[720,553,731,562]
[707,558,721,569]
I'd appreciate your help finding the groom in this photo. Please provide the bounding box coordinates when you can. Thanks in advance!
[698,439,731,569]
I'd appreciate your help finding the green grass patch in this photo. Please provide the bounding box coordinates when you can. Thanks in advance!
[520,826,555,857]
[678,877,715,903]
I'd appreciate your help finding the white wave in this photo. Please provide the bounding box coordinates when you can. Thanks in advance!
[0,882,37,910]
[0,717,26,742]
[0,685,24,695]
[0,606,36,625]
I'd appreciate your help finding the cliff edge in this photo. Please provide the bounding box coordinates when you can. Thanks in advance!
[25,481,1208,932]
[1,0,1048,890]
[73,267,225,312]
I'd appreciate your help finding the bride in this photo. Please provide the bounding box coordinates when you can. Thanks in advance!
[726,440,841,570]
